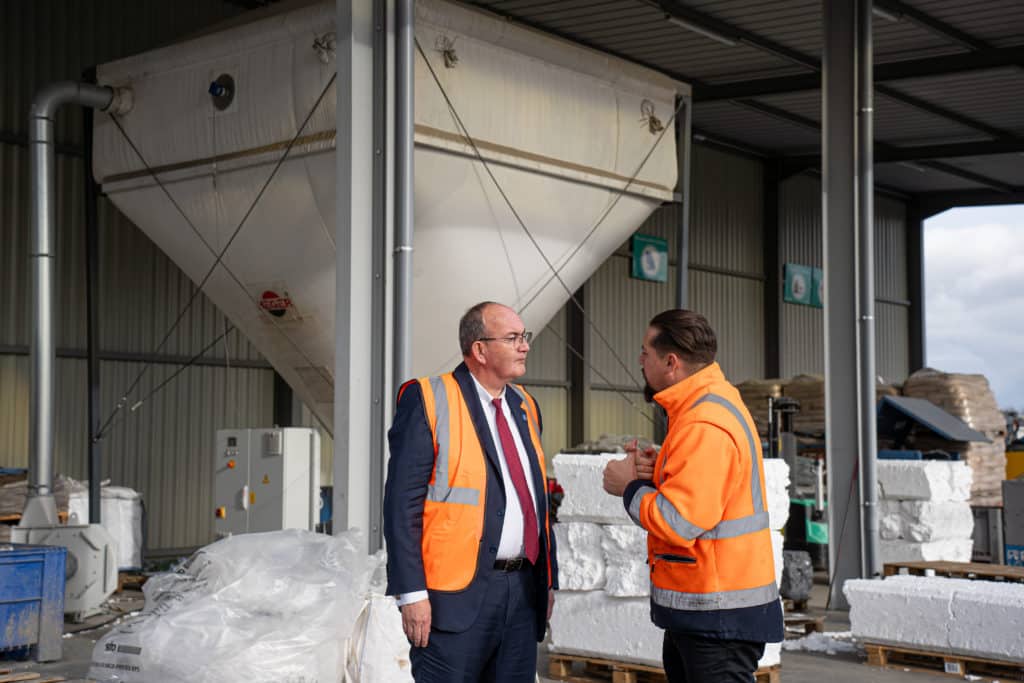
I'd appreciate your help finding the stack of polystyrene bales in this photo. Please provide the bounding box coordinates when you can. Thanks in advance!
[549,453,790,670]
[876,461,974,564]
[845,575,1024,662]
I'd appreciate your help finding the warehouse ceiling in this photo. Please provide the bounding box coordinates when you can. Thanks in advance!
[455,0,1024,209]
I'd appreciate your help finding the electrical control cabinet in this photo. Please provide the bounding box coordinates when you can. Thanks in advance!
[213,428,321,537]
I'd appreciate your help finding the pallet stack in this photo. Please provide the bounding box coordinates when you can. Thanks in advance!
[549,453,790,675]
[902,368,1007,506]
[877,460,974,563]
[845,573,1024,679]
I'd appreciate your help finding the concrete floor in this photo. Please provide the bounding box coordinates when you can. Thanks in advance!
[0,583,993,682]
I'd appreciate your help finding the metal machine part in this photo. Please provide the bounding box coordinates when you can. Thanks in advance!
[12,524,118,623]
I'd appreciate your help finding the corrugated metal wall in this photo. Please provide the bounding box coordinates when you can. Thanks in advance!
[778,173,910,382]
[522,309,569,460]
[0,0,276,553]
[582,144,765,443]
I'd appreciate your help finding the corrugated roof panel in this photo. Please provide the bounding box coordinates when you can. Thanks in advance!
[875,163,988,193]
[888,68,1024,137]
[934,154,1024,188]
[909,0,1024,46]
[693,101,819,154]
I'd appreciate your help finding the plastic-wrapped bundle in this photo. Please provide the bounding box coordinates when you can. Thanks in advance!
[89,529,381,682]
[780,550,813,602]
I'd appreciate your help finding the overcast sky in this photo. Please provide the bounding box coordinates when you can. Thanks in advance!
[925,205,1024,411]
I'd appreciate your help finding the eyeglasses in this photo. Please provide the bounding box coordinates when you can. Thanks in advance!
[477,332,533,346]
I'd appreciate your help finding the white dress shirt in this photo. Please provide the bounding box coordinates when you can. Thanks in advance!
[397,374,540,607]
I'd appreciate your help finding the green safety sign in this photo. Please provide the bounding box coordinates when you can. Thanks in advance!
[783,263,813,305]
[631,234,668,283]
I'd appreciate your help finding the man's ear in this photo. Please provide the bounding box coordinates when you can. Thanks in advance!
[471,341,487,365]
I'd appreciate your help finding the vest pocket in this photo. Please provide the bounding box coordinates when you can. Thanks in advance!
[655,553,696,564]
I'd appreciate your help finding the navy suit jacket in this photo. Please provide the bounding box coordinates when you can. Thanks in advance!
[383,362,558,639]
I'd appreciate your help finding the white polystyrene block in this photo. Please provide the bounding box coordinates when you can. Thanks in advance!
[549,591,662,666]
[878,538,973,564]
[879,514,902,540]
[758,641,781,668]
[553,453,632,524]
[553,522,606,591]
[879,500,974,542]
[602,525,649,597]
[876,461,972,502]
[844,576,960,651]
[846,575,1024,662]
[948,580,1024,661]
[764,459,790,530]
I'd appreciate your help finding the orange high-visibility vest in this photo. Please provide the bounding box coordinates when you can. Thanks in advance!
[628,363,778,611]
[409,373,552,592]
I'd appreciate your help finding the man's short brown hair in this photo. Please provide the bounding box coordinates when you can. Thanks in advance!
[648,309,717,366]
[459,301,499,356]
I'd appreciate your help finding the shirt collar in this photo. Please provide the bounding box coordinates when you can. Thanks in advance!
[470,372,506,407]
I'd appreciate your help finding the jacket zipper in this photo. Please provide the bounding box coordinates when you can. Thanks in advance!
[654,553,696,564]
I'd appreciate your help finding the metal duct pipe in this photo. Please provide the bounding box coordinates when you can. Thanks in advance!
[393,0,414,386]
[23,81,122,528]
[856,0,881,578]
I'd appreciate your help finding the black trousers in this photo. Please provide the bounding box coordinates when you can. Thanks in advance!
[410,569,538,683]
[662,630,766,683]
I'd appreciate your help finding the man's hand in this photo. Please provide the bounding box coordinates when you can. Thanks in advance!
[626,439,658,480]
[547,589,555,621]
[401,598,431,648]
[603,453,637,497]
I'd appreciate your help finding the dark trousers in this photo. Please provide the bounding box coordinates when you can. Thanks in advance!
[410,569,538,683]
[663,630,766,683]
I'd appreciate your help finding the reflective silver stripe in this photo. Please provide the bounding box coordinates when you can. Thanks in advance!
[628,485,658,527]
[426,484,479,505]
[656,493,706,541]
[691,394,765,513]
[507,384,539,438]
[651,581,779,611]
[698,511,769,539]
[424,376,480,506]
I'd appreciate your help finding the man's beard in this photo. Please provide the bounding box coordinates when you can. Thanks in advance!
[643,382,656,403]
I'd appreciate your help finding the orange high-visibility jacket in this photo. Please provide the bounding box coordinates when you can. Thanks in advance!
[626,363,778,613]
[411,373,553,592]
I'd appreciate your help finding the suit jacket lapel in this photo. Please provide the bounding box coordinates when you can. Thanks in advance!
[452,363,503,477]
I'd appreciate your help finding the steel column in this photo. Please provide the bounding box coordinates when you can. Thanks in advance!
[763,161,781,379]
[906,201,926,372]
[82,75,103,525]
[822,0,862,609]
[675,95,692,310]
[335,0,382,551]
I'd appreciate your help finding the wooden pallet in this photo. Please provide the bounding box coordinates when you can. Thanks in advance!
[784,612,825,638]
[865,642,1024,681]
[0,669,65,683]
[0,512,68,525]
[883,561,1024,583]
[782,597,808,612]
[117,571,148,592]
[547,653,780,683]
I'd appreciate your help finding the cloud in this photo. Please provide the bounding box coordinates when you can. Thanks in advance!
[925,208,1024,411]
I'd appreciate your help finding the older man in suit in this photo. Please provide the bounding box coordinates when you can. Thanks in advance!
[384,301,558,683]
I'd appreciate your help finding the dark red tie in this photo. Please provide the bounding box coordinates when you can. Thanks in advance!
[492,397,539,564]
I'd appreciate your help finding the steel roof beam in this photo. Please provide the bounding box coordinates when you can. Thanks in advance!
[734,100,1017,192]
[785,138,1024,165]
[694,45,1024,101]
[874,0,991,51]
